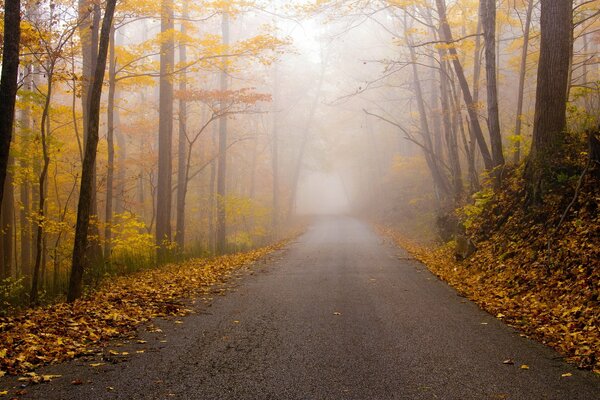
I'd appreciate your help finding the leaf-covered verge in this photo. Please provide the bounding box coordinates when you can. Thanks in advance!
[0,241,288,377]
[379,159,599,374]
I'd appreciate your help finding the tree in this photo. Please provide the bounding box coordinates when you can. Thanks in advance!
[525,0,573,203]
[156,0,175,260]
[435,0,494,171]
[0,0,21,211]
[215,12,230,254]
[67,0,118,302]
[481,0,505,169]
[513,0,535,164]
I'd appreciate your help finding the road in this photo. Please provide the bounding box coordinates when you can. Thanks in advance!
[13,216,600,399]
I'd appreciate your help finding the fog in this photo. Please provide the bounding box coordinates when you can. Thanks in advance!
[7,0,593,285]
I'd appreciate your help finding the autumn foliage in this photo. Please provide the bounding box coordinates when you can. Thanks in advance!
[0,241,287,376]
[380,142,600,372]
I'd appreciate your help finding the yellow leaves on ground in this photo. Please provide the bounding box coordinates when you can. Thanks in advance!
[0,242,285,376]
[379,226,600,371]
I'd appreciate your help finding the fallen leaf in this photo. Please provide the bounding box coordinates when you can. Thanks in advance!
[71,379,83,385]
[0,390,7,396]
[561,373,572,378]
[520,364,529,370]
[502,359,514,365]
[333,312,342,316]
[496,313,505,319]
[90,363,105,367]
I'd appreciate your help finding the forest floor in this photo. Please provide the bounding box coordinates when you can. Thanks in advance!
[379,162,600,374]
[0,240,289,381]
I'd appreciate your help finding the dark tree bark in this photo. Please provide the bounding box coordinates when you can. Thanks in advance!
[67,0,117,302]
[481,0,505,168]
[513,0,534,164]
[0,162,14,279]
[156,0,175,259]
[215,12,230,254]
[525,0,573,202]
[435,0,494,171]
[78,0,103,267]
[19,63,32,280]
[0,0,21,211]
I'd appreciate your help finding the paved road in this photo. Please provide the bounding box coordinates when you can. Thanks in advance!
[10,217,600,399]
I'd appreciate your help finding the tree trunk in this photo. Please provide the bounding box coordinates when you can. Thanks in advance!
[0,0,21,210]
[104,26,117,261]
[271,63,280,238]
[0,161,14,279]
[156,0,175,259]
[406,24,451,202]
[215,12,230,254]
[175,4,189,251]
[481,0,505,169]
[525,0,573,203]
[31,70,53,305]
[208,123,217,253]
[67,0,117,302]
[513,0,534,164]
[19,64,32,280]
[435,0,494,171]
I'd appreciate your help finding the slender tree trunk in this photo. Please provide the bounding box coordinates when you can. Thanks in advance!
[78,0,103,268]
[31,70,53,304]
[473,1,483,105]
[513,0,534,164]
[67,0,117,302]
[0,0,21,209]
[0,161,14,279]
[208,123,217,253]
[436,0,494,171]
[481,0,505,168]
[156,0,175,259]
[19,64,32,280]
[271,63,280,238]
[215,12,230,254]
[525,0,573,203]
[175,4,189,250]
[406,24,451,201]
[104,26,116,260]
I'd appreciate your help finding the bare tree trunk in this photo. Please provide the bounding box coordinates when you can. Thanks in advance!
[31,70,53,304]
[481,0,505,168]
[513,0,534,164]
[0,160,14,279]
[78,0,104,268]
[156,0,175,259]
[67,0,117,302]
[525,0,573,203]
[435,0,494,171]
[271,63,280,238]
[0,0,21,210]
[175,4,189,250]
[215,12,230,254]
[19,64,32,280]
[208,123,217,253]
[406,23,451,201]
[104,26,116,260]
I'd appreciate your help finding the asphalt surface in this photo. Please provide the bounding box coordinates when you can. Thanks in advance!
[5,216,600,399]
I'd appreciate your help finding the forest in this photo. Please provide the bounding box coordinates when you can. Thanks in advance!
[0,0,599,398]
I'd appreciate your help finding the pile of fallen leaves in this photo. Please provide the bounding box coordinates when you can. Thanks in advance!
[379,161,600,373]
[0,242,286,377]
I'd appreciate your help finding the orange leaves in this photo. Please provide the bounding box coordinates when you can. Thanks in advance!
[379,225,600,371]
[0,242,286,376]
